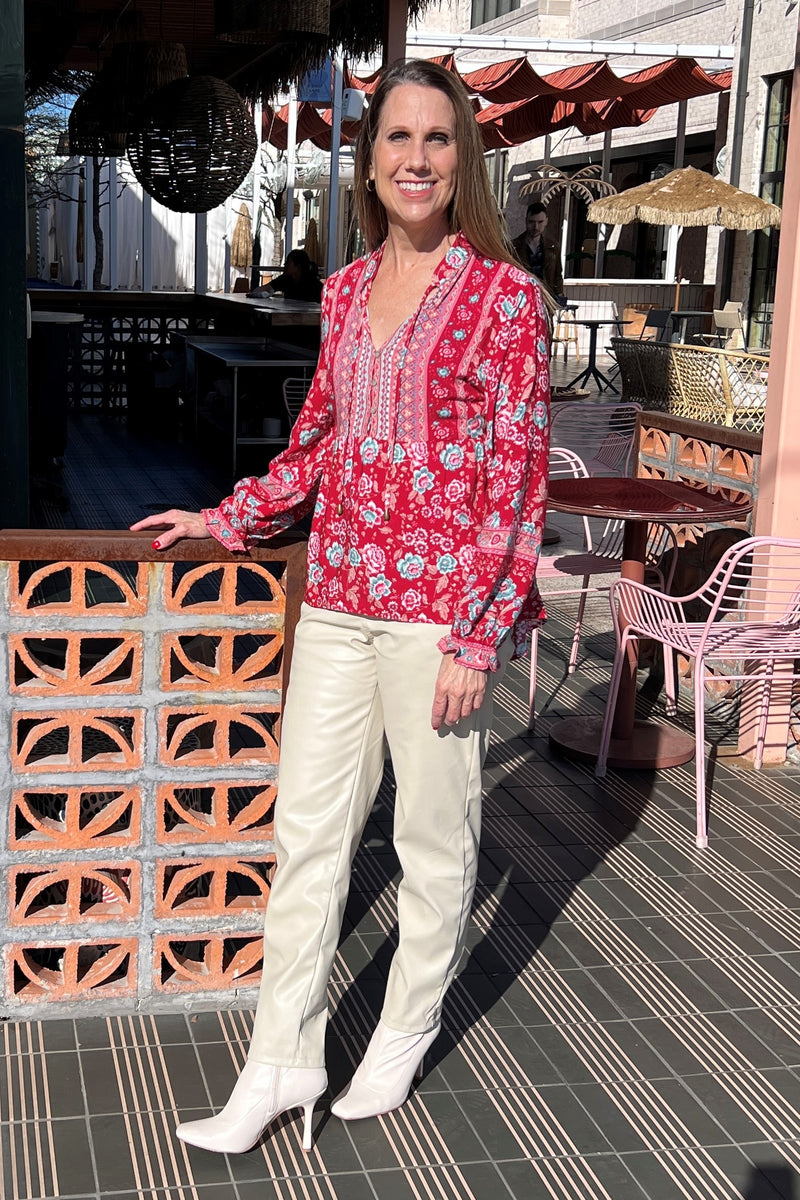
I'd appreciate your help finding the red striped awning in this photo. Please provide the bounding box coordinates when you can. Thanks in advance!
[262,56,732,151]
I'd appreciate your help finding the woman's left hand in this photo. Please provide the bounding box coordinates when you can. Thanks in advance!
[431,653,487,730]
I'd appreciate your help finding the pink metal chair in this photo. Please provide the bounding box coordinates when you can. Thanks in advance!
[530,448,677,723]
[550,401,642,477]
[596,536,800,849]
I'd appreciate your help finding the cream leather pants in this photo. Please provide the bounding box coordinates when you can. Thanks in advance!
[248,603,509,1068]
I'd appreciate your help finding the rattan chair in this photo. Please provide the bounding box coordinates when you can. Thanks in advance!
[596,536,800,848]
[530,448,677,723]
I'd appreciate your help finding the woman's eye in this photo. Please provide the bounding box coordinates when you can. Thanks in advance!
[429,133,452,145]
[388,131,408,142]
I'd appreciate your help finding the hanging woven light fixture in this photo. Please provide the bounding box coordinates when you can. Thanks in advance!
[68,78,128,156]
[214,0,329,42]
[66,42,188,158]
[127,76,258,213]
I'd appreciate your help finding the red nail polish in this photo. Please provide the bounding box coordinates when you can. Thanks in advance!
[152,541,161,549]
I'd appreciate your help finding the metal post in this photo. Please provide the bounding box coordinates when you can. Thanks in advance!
[285,87,298,256]
[142,190,152,292]
[108,157,118,290]
[664,100,687,284]
[84,156,95,291]
[252,99,263,285]
[594,130,612,278]
[0,0,28,524]
[326,62,344,279]
[195,212,208,294]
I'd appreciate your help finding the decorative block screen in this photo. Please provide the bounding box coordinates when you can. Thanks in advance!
[0,532,306,1016]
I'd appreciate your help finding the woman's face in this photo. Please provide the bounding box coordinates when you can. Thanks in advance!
[369,83,458,239]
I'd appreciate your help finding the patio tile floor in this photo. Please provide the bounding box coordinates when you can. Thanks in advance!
[6,363,800,1199]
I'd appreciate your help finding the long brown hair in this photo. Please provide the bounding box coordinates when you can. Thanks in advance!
[353,59,519,269]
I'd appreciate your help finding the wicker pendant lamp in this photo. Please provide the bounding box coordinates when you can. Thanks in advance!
[127,76,258,213]
[67,41,188,158]
[214,0,329,42]
[68,78,128,156]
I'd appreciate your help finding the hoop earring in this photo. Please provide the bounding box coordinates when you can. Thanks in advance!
[366,178,375,192]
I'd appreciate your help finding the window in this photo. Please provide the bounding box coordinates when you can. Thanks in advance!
[471,0,520,28]
[748,72,791,350]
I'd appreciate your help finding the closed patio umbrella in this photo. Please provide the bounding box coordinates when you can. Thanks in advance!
[231,202,253,269]
[587,165,781,307]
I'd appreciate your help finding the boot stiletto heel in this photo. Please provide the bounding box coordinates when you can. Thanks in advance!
[331,1020,440,1121]
[176,1061,327,1155]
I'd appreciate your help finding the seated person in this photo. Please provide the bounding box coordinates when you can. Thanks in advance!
[250,249,322,303]
[511,202,566,306]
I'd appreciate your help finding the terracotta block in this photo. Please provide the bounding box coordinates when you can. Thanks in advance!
[155,856,274,918]
[9,631,143,695]
[158,706,280,767]
[164,561,285,614]
[9,786,141,850]
[161,629,283,691]
[639,428,671,460]
[9,861,140,925]
[154,933,263,992]
[156,782,275,843]
[9,561,147,616]
[676,437,712,471]
[12,709,143,772]
[714,446,756,484]
[8,939,138,1002]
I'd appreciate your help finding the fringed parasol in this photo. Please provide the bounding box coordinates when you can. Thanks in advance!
[231,203,253,268]
[587,166,781,232]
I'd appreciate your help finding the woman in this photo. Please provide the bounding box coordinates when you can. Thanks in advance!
[249,248,323,302]
[131,58,550,1156]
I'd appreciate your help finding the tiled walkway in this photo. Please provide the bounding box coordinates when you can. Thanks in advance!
[7,363,800,1199]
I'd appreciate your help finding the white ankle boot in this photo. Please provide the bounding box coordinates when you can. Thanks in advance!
[175,1060,327,1154]
[330,1020,440,1120]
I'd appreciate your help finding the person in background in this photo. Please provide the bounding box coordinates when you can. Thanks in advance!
[250,248,322,302]
[511,201,566,305]
[131,58,549,1160]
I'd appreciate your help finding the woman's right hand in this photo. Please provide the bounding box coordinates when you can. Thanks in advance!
[130,509,210,550]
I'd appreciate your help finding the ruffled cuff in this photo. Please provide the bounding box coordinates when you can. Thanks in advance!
[437,633,498,672]
[202,507,248,553]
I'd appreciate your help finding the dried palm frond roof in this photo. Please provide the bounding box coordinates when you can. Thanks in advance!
[588,166,781,231]
[24,0,434,105]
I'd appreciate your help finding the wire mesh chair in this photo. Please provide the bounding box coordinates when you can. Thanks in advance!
[596,536,800,848]
[530,448,677,723]
[282,376,312,427]
[550,401,642,477]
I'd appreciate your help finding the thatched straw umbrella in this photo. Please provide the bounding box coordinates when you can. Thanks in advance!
[304,217,321,268]
[588,166,781,307]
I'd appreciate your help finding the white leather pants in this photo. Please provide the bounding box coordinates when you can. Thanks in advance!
[248,603,509,1068]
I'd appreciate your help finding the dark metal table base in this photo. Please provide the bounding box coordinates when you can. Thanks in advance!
[549,714,695,770]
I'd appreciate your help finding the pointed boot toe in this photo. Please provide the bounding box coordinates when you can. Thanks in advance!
[175,1061,327,1154]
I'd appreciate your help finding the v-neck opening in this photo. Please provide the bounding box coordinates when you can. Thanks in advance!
[366,308,414,355]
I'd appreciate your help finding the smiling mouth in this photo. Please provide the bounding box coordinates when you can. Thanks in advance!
[396,181,435,193]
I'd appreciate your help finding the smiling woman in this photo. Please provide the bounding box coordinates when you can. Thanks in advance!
[131,58,551,1162]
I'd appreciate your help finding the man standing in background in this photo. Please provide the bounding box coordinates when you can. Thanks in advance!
[512,201,566,304]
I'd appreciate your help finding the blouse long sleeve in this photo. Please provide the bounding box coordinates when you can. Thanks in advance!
[202,290,337,552]
[437,282,550,671]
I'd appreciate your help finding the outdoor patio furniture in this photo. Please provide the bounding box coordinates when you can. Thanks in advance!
[282,376,313,426]
[550,400,642,476]
[701,304,746,348]
[531,448,677,722]
[610,337,770,433]
[596,535,800,849]
[551,304,580,363]
[640,308,673,341]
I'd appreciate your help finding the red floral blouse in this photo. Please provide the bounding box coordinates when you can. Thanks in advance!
[203,233,550,671]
